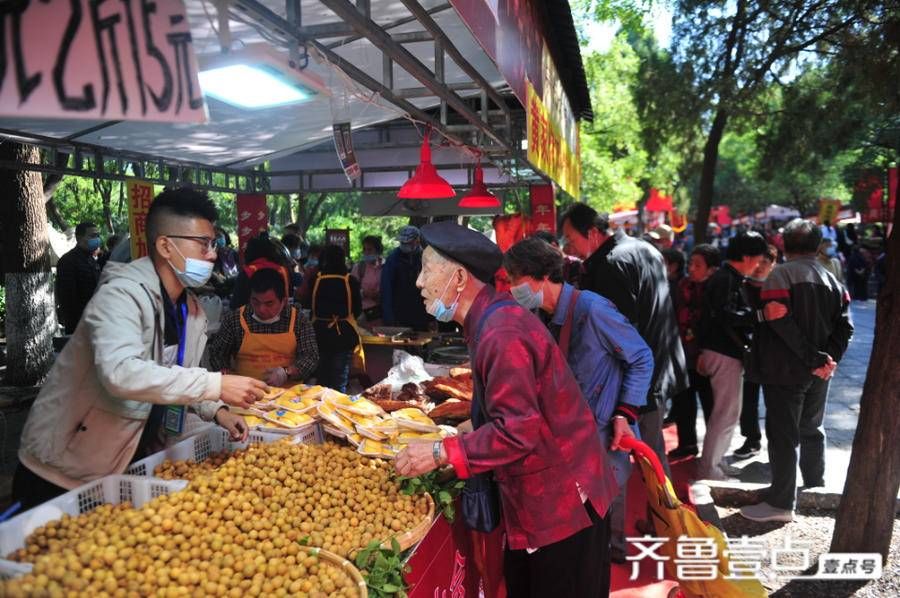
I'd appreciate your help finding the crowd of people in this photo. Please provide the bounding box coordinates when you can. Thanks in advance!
[26,187,876,597]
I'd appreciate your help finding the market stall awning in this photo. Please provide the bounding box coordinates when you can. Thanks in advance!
[0,0,591,198]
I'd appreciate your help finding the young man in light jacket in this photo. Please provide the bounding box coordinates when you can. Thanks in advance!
[13,188,267,509]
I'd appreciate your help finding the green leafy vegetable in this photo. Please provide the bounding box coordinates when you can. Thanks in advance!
[396,470,465,522]
[355,539,409,597]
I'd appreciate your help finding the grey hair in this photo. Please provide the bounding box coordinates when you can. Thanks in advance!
[782,218,822,254]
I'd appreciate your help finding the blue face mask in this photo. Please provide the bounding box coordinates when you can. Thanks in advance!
[427,274,461,323]
[362,254,378,263]
[510,281,544,311]
[216,237,227,248]
[86,237,102,252]
[306,259,319,268]
[168,242,214,288]
[825,246,836,257]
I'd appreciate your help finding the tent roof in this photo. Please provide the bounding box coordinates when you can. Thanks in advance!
[0,0,507,168]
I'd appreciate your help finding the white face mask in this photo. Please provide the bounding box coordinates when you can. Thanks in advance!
[426,272,461,323]
[167,242,214,288]
[252,312,281,325]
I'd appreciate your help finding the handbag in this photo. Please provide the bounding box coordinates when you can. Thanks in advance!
[460,299,518,533]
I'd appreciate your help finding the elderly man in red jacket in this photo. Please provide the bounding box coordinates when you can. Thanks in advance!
[395,221,619,598]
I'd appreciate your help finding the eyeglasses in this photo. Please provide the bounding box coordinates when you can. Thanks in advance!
[165,235,218,253]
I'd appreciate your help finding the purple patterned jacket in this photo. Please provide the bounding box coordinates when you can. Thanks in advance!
[443,286,620,550]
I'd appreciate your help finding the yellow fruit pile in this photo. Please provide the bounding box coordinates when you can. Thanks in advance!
[153,450,235,480]
[2,442,428,597]
[7,503,132,563]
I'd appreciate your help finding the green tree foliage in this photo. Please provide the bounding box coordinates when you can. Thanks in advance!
[52,176,129,234]
[580,36,650,211]
[668,0,878,240]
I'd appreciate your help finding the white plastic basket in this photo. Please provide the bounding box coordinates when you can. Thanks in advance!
[124,422,322,478]
[0,475,188,579]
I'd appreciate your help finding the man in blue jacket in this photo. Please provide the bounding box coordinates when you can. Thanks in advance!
[380,226,431,330]
[505,237,654,561]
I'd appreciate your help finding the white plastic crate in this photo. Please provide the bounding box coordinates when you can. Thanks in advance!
[0,475,187,579]
[124,421,322,478]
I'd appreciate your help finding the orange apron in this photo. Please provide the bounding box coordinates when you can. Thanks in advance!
[312,274,366,372]
[234,306,297,380]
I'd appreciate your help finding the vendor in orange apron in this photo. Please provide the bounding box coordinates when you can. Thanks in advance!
[209,268,320,387]
[231,269,301,386]
[310,245,364,393]
[234,306,297,381]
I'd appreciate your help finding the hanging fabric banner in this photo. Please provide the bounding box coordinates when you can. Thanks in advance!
[527,184,556,235]
[332,122,361,182]
[126,179,155,259]
[0,0,206,123]
[236,194,269,260]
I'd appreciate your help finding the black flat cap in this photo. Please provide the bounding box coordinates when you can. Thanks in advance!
[420,221,502,283]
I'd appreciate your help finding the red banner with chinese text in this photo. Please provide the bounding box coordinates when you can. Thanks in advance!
[528,185,556,235]
[236,194,269,261]
[126,179,155,260]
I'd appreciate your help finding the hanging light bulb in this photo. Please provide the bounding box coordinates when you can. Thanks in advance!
[459,162,500,208]
[397,130,455,199]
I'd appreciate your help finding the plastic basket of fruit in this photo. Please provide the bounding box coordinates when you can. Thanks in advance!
[124,422,321,479]
[0,475,187,579]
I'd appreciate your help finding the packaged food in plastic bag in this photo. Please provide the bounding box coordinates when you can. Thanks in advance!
[391,408,441,433]
[317,402,357,436]
[324,391,385,417]
[262,408,315,429]
[357,439,400,459]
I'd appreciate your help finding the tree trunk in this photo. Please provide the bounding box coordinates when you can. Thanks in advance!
[101,188,114,233]
[43,151,71,232]
[94,179,115,234]
[831,203,900,560]
[693,109,729,245]
[117,181,126,220]
[0,142,56,386]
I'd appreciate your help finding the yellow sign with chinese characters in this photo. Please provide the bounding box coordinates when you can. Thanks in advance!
[127,179,155,259]
[527,80,581,197]
[818,199,842,224]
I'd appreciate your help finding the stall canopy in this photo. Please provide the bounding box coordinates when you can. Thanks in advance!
[0,0,592,205]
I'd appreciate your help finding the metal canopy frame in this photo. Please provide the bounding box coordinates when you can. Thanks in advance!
[0,122,540,195]
[0,0,543,195]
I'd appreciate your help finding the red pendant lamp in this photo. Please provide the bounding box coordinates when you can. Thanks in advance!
[397,130,456,199]
[459,162,500,208]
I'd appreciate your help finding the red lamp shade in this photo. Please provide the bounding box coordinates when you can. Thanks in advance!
[397,133,455,199]
[458,164,500,208]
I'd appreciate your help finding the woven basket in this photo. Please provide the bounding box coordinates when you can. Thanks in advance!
[387,493,436,552]
[299,546,368,598]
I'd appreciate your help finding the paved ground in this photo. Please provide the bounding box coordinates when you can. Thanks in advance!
[697,299,896,499]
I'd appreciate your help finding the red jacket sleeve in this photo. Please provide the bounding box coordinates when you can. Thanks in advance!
[444,325,545,478]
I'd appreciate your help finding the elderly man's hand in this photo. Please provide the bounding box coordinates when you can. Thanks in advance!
[456,420,474,434]
[214,408,250,442]
[395,442,445,478]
